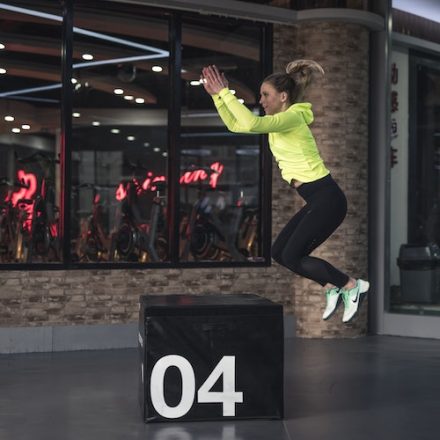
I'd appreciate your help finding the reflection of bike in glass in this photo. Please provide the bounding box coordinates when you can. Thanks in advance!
[0,177,30,262]
[15,151,60,262]
[180,166,256,262]
[237,206,259,259]
[112,163,167,262]
[73,183,113,262]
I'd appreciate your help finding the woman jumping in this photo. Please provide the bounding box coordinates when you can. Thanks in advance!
[201,61,369,323]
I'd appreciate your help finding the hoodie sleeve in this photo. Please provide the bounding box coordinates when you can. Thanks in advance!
[212,88,306,134]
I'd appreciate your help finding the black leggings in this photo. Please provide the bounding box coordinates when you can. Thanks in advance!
[271,174,349,288]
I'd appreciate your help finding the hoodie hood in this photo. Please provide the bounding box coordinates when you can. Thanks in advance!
[290,102,314,125]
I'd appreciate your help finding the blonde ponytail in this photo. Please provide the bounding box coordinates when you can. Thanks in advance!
[285,59,325,101]
[263,59,325,105]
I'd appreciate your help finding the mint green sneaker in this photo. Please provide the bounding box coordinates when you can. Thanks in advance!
[322,287,342,320]
[342,279,370,323]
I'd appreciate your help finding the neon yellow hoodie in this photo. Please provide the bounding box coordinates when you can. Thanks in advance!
[212,88,329,184]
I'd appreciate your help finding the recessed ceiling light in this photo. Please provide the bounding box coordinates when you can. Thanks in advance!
[124,95,134,101]
[92,121,101,126]
[21,124,31,130]
[127,136,135,141]
[114,88,124,95]
[190,80,200,86]
[238,99,244,104]
[152,65,163,72]
[153,147,160,152]
[135,98,145,104]
[4,115,14,122]
[143,142,150,147]
[181,68,187,73]
[12,128,21,133]
[111,129,120,134]
[162,152,168,157]
[73,112,81,118]
[71,78,78,84]
[82,54,94,60]
[0,43,5,50]
[0,68,6,74]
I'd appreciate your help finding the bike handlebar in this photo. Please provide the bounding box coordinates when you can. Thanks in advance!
[15,151,60,165]
[0,177,30,189]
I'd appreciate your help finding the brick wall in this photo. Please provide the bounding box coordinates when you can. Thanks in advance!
[0,21,369,339]
[0,267,293,327]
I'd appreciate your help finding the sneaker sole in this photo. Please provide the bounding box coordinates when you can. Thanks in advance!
[322,295,341,320]
[342,280,370,323]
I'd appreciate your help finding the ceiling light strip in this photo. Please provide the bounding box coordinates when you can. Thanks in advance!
[0,3,169,55]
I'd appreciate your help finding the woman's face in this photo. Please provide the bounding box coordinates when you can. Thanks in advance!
[259,82,288,115]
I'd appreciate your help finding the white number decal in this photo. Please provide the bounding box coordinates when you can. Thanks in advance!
[198,356,243,416]
[150,355,195,418]
[149,355,243,418]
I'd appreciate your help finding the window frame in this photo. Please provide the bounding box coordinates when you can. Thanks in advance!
[0,0,272,270]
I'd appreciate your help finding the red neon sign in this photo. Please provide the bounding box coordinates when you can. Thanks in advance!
[115,162,225,201]
[179,162,224,188]
[7,170,38,232]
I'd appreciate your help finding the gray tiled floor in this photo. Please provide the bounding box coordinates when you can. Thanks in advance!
[1,336,439,440]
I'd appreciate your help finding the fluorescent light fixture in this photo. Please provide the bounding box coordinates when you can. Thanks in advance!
[127,136,135,141]
[190,80,201,86]
[0,2,169,97]
[0,3,169,55]
[135,98,145,104]
[82,53,94,61]
[0,43,5,49]
[114,88,124,95]
[0,83,62,98]
[152,65,163,72]
[4,115,14,121]
[111,129,120,134]
[73,112,81,117]
[12,128,21,133]
[92,121,100,126]
[124,95,134,101]
[0,68,6,74]
[21,124,31,130]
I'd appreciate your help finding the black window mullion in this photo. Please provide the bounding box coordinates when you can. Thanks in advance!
[61,0,74,267]
[261,22,273,264]
[168,13,182,264]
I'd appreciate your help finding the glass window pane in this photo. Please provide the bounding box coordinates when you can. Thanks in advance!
[0,1,62,264]
[71,1,169,263]
[179,16,264,263]
[389,52,440,316]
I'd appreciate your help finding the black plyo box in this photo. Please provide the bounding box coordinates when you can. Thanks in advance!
[138,294,284,423]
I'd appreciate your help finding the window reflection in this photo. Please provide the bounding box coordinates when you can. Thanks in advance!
[0,1,62,263]
[390,53,440,315]
[70,1,169,263]
[179,16,264,262]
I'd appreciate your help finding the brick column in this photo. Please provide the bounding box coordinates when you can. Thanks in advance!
[272,22,369,337]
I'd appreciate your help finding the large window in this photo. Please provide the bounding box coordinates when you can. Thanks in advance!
[70,1,169,264]
[178,16,265,263]
[0,0,270,268]
[389,50,440,316]
[0,1,62,264]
